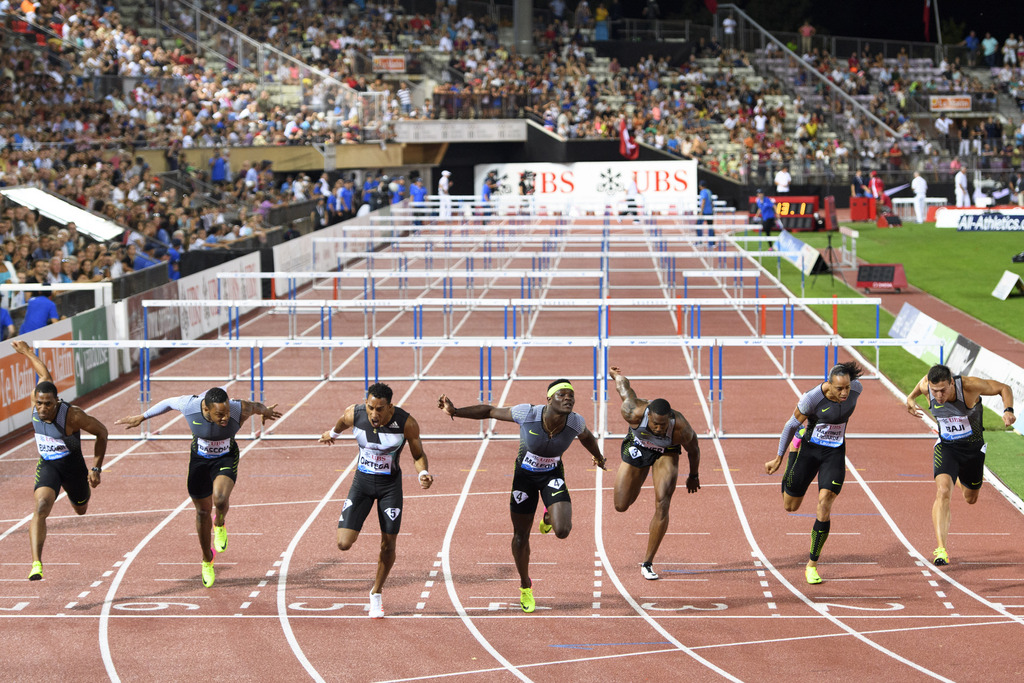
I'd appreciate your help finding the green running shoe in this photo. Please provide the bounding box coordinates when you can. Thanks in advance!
[28,561,43,581]
[520,586,535,613]
[201,559,216,588]
[538,508,552,535]
[213,525,228,553]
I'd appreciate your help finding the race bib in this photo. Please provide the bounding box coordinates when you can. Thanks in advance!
[809,422,846,448]
[35,433,70,461]
[522,451,559,472]
[633,437,665,453]
[197,437,231,458]
[358,448,393,475]
[937,415,972,441]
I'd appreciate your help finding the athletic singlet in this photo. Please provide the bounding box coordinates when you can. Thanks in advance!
[153,395,243,458]
[352,404,409,476]
[511,404,585,472]
[929,376,984,445]
[627,407,681,454]
[33,401,81,461]
[797,380,863,448]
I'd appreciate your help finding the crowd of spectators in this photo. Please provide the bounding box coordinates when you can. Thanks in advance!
[6,0,1024,338]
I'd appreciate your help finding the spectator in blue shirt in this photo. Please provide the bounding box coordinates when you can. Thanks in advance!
[1,306,14,340]
[127,244,159,270]
[698,180,715,240]
[340,179,355,218]
[753,189,778,237]
[362,173,379,204]
[409,176,427,225]
[960,30,980,67]
[166,239,182,281]
[209,150,230,186]
[391,177,407,204]
[19,288,59,334]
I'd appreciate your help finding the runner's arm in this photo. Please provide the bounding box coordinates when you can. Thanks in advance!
[676,414,700,492]
[404,415,433,489]
[608,366,646,425]
[320,404,356,444]
[577,427,607,470]
[239,399,281,425]
[905,376,929,416]
[766,407,807,474]
[115,395,187,429]
[437,394,514,422]
[10,340,52,383]
[70,408,107,487]
[963,376,1015,427]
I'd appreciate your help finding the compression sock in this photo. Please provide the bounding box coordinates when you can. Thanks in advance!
[809,519,831,561]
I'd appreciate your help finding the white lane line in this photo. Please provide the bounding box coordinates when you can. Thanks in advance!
[96,359,288,683]
[439,369,531,682]
[671,287,956,681]
[594,428,742,675]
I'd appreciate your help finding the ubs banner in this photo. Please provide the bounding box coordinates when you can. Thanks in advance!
[473,160,698,210]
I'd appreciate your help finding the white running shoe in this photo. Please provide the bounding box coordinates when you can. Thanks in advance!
[640,562,659,580]
[369,592,384,619]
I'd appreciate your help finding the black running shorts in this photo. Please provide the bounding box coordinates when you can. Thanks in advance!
[509,464,571,515]
[34,455,90,506]
[933,439,986,490]
[339,471,404,535]
[782,441,846,497]
[187,445,240,499]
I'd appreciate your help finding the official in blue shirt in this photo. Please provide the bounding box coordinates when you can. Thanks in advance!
[1,306,14,340]
[19,289,59,334]
[390,177,407,204]
[409,177,427,225]
[167,239,182,281]
[340,180,354,217]
[698,180,715,239]
[753,189,778,237]
[362,174,378,204]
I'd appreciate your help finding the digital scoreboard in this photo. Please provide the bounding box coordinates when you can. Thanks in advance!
[748,195,821,231]
[856,264,907,293]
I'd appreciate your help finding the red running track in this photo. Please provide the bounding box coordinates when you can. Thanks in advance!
[1,224,1023,682]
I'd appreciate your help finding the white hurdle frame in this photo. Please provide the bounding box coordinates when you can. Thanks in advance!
[141,296,885,343]
[1,281,113,309]
[32,336,945,441]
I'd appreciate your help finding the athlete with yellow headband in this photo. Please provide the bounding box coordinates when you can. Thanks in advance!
[438,378,606,613]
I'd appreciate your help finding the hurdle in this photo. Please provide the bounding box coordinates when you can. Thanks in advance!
[33,335,946,441]
[215,268,609,301]
[1,282,113,309]
[839,226,859,269]
[142,296,886,349]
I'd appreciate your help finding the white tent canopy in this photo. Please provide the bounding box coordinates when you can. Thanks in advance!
[1,186,124,242]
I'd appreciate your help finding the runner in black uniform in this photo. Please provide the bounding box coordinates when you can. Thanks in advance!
[12,341,108,581]
[439,378,607,613]
[766,361,864,585]
[320,383,433,619]
[905,364,1015,566]
[608,367,700,581]
[117,388,280,587]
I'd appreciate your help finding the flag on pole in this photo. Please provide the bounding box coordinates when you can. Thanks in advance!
[619,118,639,160]
[923,0,931,41]
[705,0,718,13]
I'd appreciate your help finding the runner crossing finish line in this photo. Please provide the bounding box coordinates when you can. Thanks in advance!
[439,379,606,613]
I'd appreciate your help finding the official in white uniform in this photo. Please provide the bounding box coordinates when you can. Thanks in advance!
[774,166,792,194]
[438,170,452,219]
[911,171,928,223]
[954,168,969,208]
